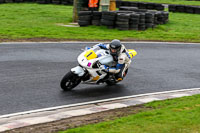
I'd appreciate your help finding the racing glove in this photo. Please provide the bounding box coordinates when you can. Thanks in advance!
[97,44,108,49]
[100,65,109,72]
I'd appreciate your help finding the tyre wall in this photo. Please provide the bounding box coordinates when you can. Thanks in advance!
[78,10,169,31]
[169,4,200,14]
[116,1,165,11]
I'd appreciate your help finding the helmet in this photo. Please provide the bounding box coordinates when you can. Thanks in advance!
[109,39,122,56]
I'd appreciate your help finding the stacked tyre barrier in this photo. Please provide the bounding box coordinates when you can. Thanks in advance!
[137,12,145,30]
[15,0,23,2]
[0,0,73,5]
[2,0,13,3]
[101,11,116,29]
[169,4,200,14]
[116,13,130,30]
[119,7,169,25]
[119,6,147,12]
[78,10,169,31]
[52,0,60,4]
[129,13,139,30]
[116,1,165,11]
[145,12,154,29]
[92,11,102,26]
[78,11,92,27]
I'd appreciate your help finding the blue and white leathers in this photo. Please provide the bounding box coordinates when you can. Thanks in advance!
[96,43,131,75]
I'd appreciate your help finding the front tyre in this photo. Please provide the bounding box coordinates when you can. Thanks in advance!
[60,71,81,91]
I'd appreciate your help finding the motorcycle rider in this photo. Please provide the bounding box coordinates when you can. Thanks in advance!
[96,39,131,81]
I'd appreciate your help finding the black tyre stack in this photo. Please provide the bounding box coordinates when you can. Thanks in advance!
[77,11,169,31]
[78,11,92,27]
[46,0,51,3]
[157,11,164,25]
[24,0,35,2]
[185,6,194,14]
[52,0,60,4]
[61,0,68,5]
[155,4,164,11]
[145,12,154,29]
[130,1,138,7]
[121,1,130,6]
[0,0,5,3]
[15,0,24,2]
[138,12,146,31]
[129,13,139,30]
[36,0,46,4]
[194,6,200,14]
[92,11,102,26]
[101,11,116,29]
[169,4,200,14]
[61,0,73,5]
[176,5,185,13]
[119,6,148,13]
[119,6,139,12]
[116,13,130,30]
[156,11,168,25]
[119,1,164,11]
[5,0,14,3]
[138,2,147,9]
[163,11,169,24]
[154,12,159,26]
[168,4,176,12]
[146,3,155,10]
[116,0,122,8]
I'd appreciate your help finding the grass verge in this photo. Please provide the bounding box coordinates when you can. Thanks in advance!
[0,3,200,42]
[59,94,200,133]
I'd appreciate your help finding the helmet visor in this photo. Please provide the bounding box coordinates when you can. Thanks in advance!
[110,48,117,53]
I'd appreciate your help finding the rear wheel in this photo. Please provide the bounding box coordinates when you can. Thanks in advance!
[60,71,81,91]
[105,74,118,86]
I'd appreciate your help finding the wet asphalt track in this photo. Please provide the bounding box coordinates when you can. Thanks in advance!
[0,42,200,115]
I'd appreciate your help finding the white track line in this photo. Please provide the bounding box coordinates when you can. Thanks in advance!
[0,87,199,119]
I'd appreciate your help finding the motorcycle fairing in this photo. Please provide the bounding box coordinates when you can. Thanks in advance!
[84,49,97,60]
[128,49,137,59]
[71,66,85,77]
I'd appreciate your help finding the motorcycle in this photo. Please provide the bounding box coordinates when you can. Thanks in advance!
[60,45,137,91]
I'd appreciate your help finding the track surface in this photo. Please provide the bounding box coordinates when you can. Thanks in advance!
[0,42,200,115]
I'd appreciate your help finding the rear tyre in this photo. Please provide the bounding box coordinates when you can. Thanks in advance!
[106,80,117,86]
[105,75,118,86]
[60,71,81,91]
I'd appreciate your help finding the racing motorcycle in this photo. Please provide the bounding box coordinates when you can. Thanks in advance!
[60,45,137,91]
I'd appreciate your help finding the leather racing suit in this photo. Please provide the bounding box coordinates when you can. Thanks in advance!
[96,43,131,80]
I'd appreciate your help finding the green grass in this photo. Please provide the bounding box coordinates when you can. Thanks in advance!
[59,94,200,133]
[126,0,200,6]
[0,3,73,39]
[0,3,200,42]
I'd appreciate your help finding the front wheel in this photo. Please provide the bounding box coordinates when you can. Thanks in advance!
[60,71,81,91]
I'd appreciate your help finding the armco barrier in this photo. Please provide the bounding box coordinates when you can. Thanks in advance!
[169,4,200,14]
[78,10,169,31]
